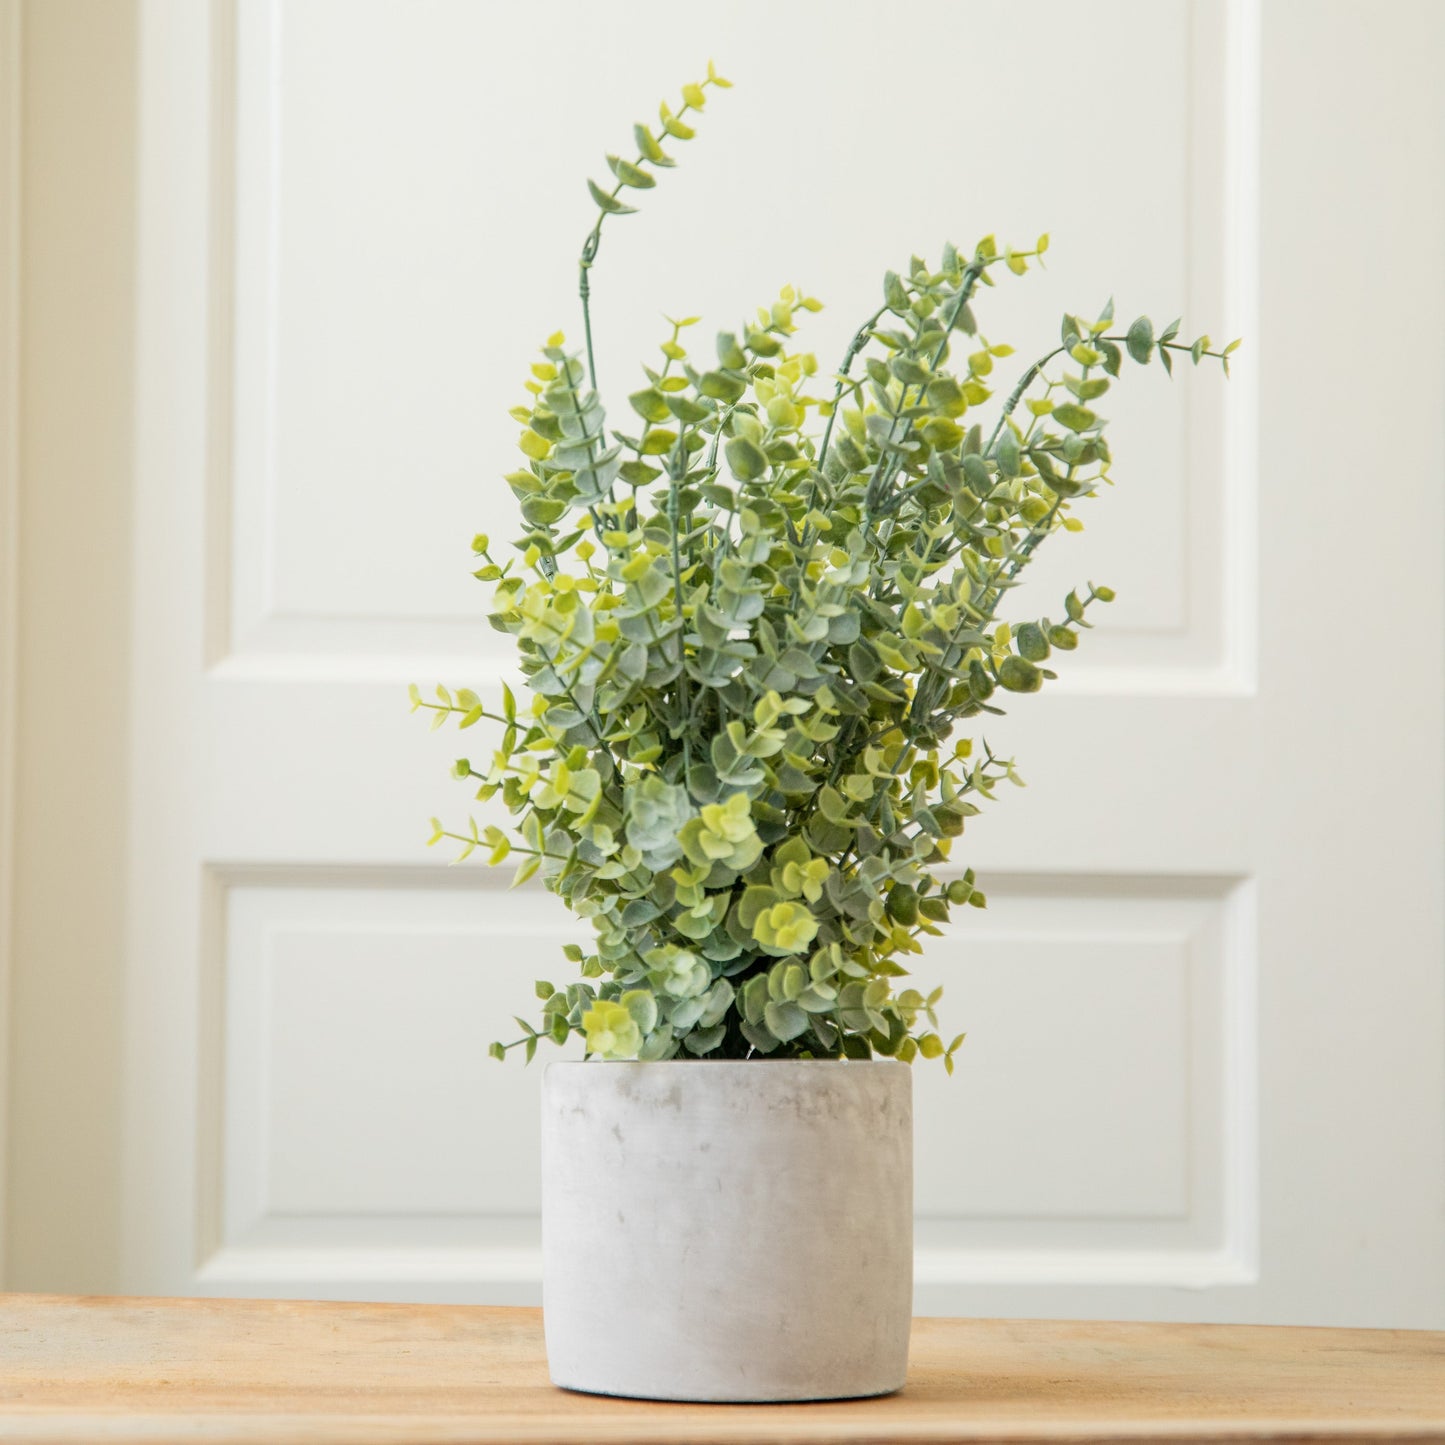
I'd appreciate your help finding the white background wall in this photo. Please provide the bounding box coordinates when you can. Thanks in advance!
[2,0,1443,1327]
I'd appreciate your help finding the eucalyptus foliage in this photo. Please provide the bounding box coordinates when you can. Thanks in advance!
[416,67,1235,1067]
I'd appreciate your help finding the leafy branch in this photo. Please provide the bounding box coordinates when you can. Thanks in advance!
[577,63,731,392]
[412,68,1236,1068]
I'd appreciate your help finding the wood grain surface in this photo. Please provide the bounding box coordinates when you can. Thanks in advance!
[1,1294,1442,1443]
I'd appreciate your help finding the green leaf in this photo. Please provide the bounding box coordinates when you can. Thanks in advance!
[607,155,656,189]
[1015,622,1050,662]
[921,417,964,450]
[659,102,695,140]
[520,496,566,526]
[998,656,1043,693]
[891,356,932,387]
[665,393,711,425]
[741,973,769,1025]
[926,375,966,416]
[764,999,809,1042]
[587,179,636,215]
[725,435,769,481]
[633,123,673,166]
[621,989,659,1034]
[683,1023,726,1056]
[961,453,992,496]
[1073,376,1110,402]
[1126,316,1154,364]
[996,428,1021,480]
[628,387,671,423]
[699,370,746,403]
[1051,403,1097,433]
[619,459,662,487]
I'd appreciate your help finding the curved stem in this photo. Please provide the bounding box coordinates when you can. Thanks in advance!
[982,345,1064,456]
[814,308,885,479]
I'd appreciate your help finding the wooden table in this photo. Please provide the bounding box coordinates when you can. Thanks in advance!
[1,1295,1443,1443]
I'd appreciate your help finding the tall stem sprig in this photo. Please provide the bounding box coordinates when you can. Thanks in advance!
[577,65,731,393]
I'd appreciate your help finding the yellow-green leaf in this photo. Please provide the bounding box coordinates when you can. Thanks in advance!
[587,179,636,215]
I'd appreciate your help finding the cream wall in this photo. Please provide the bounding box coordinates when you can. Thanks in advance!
[0,0,17,1290]
[3,0,137,1290]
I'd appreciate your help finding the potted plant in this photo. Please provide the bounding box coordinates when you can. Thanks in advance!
[415,66,1234,1402]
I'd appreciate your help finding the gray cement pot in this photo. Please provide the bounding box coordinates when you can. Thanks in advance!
[541,1059,912,1402]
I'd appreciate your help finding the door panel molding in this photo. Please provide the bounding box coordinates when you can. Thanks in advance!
[104,0,1444,1325]
[211,0,1259,696]
[192,868,1256,1305]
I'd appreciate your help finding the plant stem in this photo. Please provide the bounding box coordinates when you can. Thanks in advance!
[814,307,885,479]
[572,80,721,395]
[666,440,693,773]
[413,699,512,727]
[578,236,601,395]
[983,333,1233,458]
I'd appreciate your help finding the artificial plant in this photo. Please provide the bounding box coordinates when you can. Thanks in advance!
[414,66,1235,1066]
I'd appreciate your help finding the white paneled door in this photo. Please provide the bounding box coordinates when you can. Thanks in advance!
[95,0,1442,1324]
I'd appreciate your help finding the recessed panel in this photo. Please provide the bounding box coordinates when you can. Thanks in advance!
[222,883,586,1242]
[225,0,1241,680]
[914,876,1238,1260]
[915,927,1191,1222]
[218,872,1247,1278]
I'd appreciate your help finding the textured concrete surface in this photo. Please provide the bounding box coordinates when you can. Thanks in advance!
[541,1060,913,1402]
